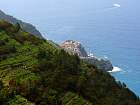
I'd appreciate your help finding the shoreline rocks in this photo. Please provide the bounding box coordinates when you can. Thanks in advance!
[80,56,113,71]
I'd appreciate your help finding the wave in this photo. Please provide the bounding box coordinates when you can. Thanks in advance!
[108,66,122,73]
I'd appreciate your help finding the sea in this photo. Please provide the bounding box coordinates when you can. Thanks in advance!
[0,0,140,96]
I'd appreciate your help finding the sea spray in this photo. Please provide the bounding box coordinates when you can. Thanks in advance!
[108,66,122,73]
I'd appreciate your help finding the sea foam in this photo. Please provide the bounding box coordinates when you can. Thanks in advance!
[108,66,122,73]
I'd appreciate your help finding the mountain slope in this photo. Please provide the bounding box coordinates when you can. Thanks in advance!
[0,20,139,105]
[0,10,42,38]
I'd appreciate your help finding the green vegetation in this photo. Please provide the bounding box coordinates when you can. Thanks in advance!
[8,95,33,105]
[0,20,140,105]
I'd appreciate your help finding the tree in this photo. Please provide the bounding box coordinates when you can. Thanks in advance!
[14,23,21,33]
[0,81,3,90]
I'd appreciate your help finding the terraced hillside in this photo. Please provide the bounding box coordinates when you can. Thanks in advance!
[0,20,140,105]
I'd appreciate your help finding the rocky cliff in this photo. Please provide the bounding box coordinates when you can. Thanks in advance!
[80,57,113,71]
[60,40,113,71]
[0,10,42,38]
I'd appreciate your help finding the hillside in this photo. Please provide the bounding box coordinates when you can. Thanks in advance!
[0,20,140,105]
[0,10,42,38]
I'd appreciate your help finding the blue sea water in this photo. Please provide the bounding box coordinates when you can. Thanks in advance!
[0,0,140,96]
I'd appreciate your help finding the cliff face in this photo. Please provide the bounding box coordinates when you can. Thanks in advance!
[0,10,42,38]
[60,40,113,71]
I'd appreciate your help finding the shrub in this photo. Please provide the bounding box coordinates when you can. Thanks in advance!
[0,40,5,46]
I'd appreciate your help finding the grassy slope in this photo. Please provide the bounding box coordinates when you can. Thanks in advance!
[0,20,140,105]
